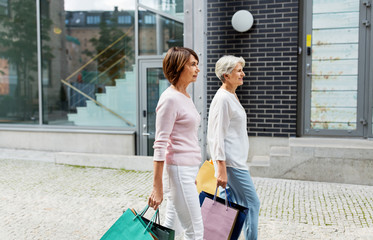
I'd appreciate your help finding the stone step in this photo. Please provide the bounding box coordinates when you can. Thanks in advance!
[251,137,373,185]
[289,138,373,160]
[249,155,272,177]
[289,137,373,149]
[270,146,290,156]
[55,152,153,171]
[248,155,270,167]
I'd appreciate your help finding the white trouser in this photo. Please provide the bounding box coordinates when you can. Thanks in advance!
[163,164,204,240]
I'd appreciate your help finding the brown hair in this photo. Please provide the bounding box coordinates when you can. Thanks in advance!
[162,47,199,85]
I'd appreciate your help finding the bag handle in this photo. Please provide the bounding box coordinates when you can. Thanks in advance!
[136,205,161,238]
[129,206,159,240]
[144,209,158,231]
[154,208,161,225]
[140,205,149,216]
[132,205,149,220]
[213,187,229,210]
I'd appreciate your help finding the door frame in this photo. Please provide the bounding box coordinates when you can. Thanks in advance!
[366,0,373,138]
[137,57,164,156]
[298,0,371,137]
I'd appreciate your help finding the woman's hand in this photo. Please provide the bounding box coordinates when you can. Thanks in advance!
[148,187,163,210]
[216,160,228,188]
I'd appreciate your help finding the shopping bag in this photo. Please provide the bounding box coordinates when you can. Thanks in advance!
[199,189,249,240]
[140,206,175,240]
[201,188,238,240]
[100,206,157,240]
[196,159,218,196]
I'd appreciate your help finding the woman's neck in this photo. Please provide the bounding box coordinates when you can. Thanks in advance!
[221,83,237,94]
[171,83,190,98]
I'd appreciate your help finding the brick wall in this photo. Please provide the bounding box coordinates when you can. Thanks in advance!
[207,0,299,137]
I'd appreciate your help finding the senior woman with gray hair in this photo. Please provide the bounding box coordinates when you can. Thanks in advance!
[207,55,260,240]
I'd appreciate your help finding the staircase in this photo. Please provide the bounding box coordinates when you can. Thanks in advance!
[249,137,373,185]
[67,71,136,127]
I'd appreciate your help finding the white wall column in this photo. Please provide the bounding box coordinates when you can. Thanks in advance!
[184,0,207,160]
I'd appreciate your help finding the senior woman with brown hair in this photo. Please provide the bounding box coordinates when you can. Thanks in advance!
[148,47,203,239]
[207,55,260,240]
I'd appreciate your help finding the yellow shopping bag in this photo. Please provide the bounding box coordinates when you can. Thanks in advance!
[196,160,218,196]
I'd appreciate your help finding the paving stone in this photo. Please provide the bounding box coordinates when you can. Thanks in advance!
[0,158,373,240]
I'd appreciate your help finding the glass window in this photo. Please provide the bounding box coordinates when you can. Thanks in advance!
[87,15,100,25]
[0,0,183,128]
[146,67,169,155]
[118,15,131,24]
[0,0,39,124]
[139,9,183,55]
[144,15,156,24]
[0,0,8,16]
[139,0,184,20]
[310,0,360,130]
[40,1,136,127]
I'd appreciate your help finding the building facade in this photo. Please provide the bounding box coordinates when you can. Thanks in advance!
[0,0,372,185]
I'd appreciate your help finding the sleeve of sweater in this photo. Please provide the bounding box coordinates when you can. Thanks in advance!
[208,95,231,161]
[153,96,177,161]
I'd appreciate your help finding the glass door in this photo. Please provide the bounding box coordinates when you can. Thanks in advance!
[139,59,169,155]
[302,0,372,137]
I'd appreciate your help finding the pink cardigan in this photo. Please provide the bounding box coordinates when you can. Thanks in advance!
[153,87,202,166]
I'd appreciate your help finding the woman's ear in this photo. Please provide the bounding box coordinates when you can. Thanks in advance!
[223,73,229,81]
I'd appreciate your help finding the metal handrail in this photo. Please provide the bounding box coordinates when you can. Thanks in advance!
[63,25,133,82]
[87,54,130,85]
[61,25,135,127]
[70,52,129,108]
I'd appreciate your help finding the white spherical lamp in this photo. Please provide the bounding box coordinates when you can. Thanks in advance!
[231,10,254,32]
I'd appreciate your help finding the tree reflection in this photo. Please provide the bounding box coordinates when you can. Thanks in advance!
[0,0,52,122]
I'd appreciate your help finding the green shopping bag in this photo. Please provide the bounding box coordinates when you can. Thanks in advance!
[100,206,157,240]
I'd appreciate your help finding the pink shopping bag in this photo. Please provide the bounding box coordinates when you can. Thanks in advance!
[201,196,238,240]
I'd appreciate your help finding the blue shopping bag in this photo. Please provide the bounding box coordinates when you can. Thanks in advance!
[199,190,248,240]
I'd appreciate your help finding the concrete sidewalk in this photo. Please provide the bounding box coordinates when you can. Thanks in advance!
[0,158,372,240]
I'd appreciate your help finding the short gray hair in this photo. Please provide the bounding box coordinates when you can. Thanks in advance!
[215,55,245,82]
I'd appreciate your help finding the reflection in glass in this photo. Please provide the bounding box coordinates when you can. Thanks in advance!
[0,0,9,16]
[0,0,182,128]
[139,9,183,55]
[64,0,135,11]
[139,0,184,20]
[0,0,39,124]
[40,1,136,127]
[146,68,169,155]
